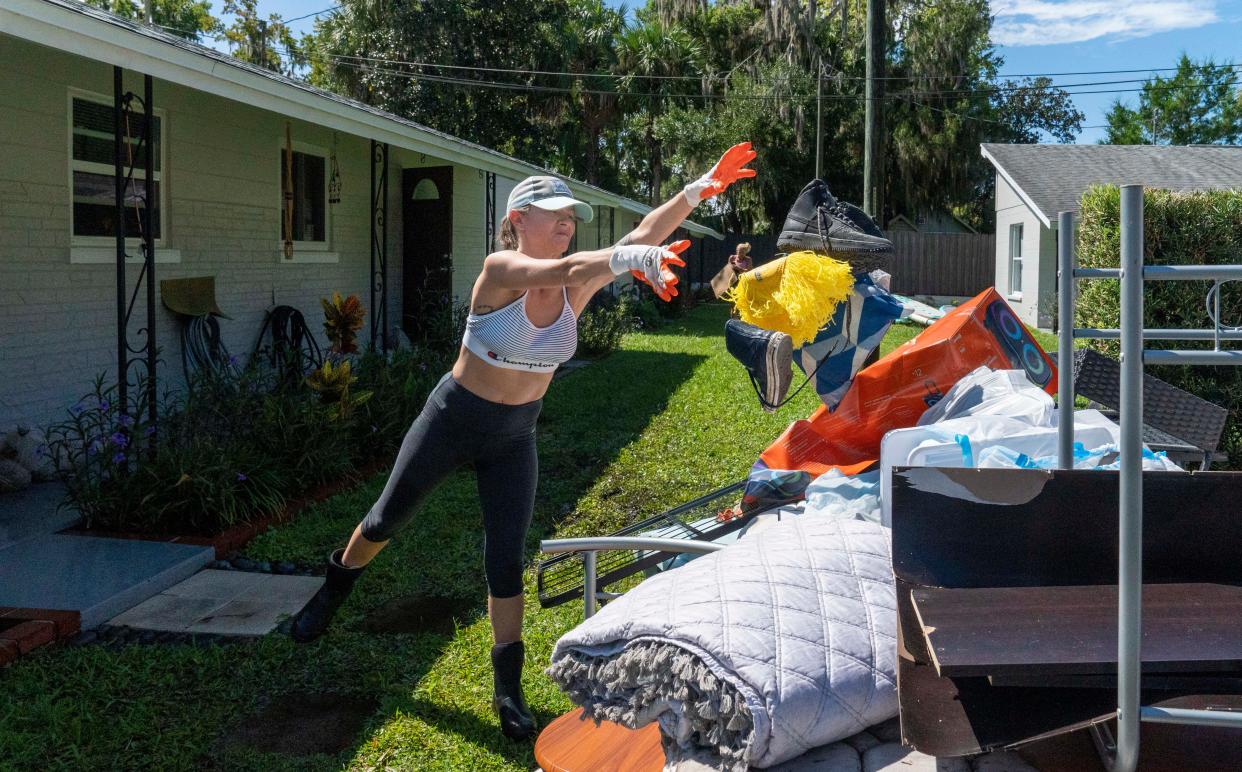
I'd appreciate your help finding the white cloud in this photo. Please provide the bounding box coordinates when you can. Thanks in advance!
[992,0,1218,46]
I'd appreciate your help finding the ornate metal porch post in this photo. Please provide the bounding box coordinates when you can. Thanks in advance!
[485,171,496,251]
[114,67,158,454]
[370,140,389,352]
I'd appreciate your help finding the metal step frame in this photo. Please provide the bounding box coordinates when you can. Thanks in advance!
[1057,185,1242,771]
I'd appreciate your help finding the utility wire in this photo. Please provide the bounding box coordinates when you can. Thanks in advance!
[283,5,341,24]
[321,57,1242,103]
[320,49,1242,86]
[145,15,1242,87]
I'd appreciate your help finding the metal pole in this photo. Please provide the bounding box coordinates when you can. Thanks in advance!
[1115,183,1144,772]
[144,74,157,451]
[114,67,128,419]
[1058,211,1075,469]
[583,551,598,619]
[381,144,389,351]
[369,139,377,350]
[863,0,885,220]
[815,56,823,181]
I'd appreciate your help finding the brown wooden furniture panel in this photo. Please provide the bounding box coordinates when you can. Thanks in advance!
[912,584,1242,678]
[890,468,1242,758]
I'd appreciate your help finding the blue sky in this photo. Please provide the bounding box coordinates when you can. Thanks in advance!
[238,1,1238,144]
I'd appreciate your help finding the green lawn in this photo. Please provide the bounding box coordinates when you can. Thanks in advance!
[0,302,1060,770]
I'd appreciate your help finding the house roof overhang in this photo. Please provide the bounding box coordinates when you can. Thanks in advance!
[980,145,1053,229]
[1,0,724,239]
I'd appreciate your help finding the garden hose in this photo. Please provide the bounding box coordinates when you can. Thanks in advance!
[253,305,323,381]
[180,314,238,383]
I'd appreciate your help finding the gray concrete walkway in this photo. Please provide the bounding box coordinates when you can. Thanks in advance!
[0,533,215,629]
[108,569,322,636]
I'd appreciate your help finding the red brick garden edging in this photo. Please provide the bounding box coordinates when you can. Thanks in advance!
[64,457,390,559]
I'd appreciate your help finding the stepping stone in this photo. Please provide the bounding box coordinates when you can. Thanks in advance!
[109,570,322,636]
[768,741,862,771]
[846,730,883,754]
[871,717,903,744]
[972,751,1039,772]
[863,743,971,772]
[0,534,214,629]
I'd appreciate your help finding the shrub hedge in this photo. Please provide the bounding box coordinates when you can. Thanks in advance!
[1076,185,1242,467]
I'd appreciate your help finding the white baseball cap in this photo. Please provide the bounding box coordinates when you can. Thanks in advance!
[507,175,594,223]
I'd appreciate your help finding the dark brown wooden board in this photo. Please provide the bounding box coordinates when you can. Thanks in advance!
[891,468,1242,591]
[912,583,1242,678]
[898,650,1242,762]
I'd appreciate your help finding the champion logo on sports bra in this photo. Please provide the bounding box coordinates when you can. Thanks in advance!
[463,288,578,373]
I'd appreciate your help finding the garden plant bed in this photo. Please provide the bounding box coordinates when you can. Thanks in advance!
[62,457,391,560]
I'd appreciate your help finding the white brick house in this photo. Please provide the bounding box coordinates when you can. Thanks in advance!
[0,0,720,432]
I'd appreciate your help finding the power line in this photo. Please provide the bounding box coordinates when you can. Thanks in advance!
[321,49,1242,86]
[282,5,341,24]
[144,19,1242,113]
[145,15,1242,90]
[328,59,806,101]
[321,56,1241,103]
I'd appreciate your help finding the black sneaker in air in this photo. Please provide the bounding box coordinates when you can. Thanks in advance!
[725,319,793,413]
[777,179,893,273]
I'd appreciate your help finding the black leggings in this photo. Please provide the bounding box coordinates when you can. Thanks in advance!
[360,373,541,598]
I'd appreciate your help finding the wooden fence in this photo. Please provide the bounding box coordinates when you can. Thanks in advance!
[681,231,995,298]
[886,232,994,297]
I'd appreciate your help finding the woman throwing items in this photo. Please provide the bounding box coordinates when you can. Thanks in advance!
[289,142,757,740]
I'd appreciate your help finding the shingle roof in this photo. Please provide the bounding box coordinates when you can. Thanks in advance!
[981,143,1242,226]
[16,0,722,237]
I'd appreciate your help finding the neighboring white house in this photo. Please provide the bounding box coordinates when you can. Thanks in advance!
[981,143,1242,330]
[886,210,977,235]
[0,0,722,432]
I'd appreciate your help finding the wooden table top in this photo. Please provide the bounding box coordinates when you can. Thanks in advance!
[534,710,664,772]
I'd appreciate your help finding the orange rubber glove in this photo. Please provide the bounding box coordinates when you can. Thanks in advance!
[683,141,758,206]
[609,240,690,302]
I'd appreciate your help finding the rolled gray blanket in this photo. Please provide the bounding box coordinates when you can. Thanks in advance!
[547,516,897,768]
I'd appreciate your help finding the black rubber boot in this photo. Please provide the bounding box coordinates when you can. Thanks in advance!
[290,549,365,643]
[725,319,793,412]
[491,640,537,740]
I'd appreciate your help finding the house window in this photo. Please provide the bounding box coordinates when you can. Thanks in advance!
[1008,223,1023,295]
[280,146,327,245]
[70,93,163,242]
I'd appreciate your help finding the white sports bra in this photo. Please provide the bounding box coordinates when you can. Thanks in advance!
[462,288,578,372]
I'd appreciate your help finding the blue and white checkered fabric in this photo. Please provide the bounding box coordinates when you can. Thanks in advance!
[794,275,914,410]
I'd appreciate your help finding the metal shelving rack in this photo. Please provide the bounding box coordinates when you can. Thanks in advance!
[1056,184,1242,771]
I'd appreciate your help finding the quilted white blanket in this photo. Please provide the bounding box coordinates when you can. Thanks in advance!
[547,516,897,769]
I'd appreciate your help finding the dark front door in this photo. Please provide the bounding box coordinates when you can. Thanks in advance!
[402,166,454,342]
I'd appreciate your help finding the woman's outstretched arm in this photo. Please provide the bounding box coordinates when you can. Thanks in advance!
[619,141,757,247]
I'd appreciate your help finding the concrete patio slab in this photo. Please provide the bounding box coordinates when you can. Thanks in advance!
[108,594,227,632]
[0,533,215,629]
[185,599,295,636]
[163,569,267,600]
[0,481,78,550]
[109,570,322,636]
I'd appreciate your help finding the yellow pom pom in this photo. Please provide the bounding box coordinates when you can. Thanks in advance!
[725,251,854,347]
